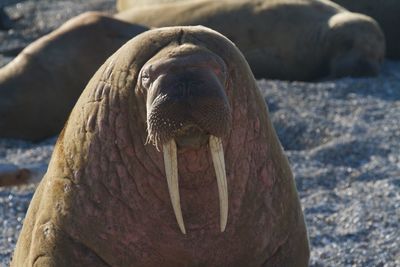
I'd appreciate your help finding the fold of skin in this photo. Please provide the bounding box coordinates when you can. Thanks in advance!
[11,26,309,267]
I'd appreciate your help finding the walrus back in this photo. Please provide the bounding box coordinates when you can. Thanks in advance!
[115,0,339,80]
[115,0,384,80]
[0,12,148,141]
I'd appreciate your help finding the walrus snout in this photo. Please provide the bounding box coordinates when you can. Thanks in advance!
[140,52,232,149]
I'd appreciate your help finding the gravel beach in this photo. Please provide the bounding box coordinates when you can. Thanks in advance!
[1,1,399,266]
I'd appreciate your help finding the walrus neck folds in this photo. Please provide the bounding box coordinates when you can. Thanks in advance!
[139,45,231,234]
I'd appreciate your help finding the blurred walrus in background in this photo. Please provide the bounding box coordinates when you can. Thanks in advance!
[11,26,309,267]
[330,0,400,59]
[0,12,147,141]
[115,0,385,81]
[116,0,179,11]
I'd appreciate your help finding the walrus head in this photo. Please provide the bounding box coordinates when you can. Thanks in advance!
[328,12,385,78]
[137,44,231,234]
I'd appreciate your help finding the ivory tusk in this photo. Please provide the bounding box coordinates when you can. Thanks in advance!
[209,135,228,232]
[163,139,186,234]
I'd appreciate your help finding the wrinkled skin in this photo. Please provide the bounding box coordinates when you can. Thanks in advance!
[115,0,385,81]
[332,0,400,59]
[0,12,147,141]
[11,26,309,267]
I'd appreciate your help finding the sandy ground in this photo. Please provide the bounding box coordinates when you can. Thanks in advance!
[1,0,399,266]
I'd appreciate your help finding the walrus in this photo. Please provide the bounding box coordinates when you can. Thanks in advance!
[0,11,147,141]
[11,26,309,267]
[330,0,400,59]
[115,0,385,81]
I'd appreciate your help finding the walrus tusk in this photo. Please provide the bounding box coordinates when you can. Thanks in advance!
[209,135,228,232]
[162,136,228,234]
[163,139,186,234]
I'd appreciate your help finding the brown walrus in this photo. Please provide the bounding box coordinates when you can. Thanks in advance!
[115,0,385,81]
[11,26,309,267]
[331,0,400,59]
[0,11,147,141]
